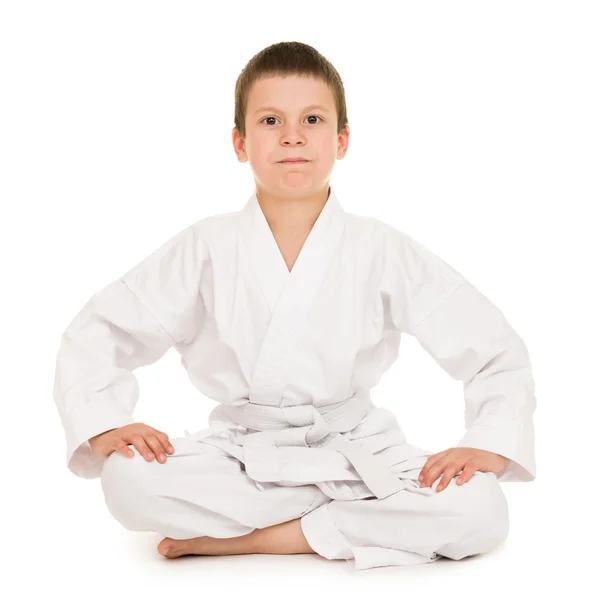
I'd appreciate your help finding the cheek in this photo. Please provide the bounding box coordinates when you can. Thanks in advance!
[314,137,338,168]
[315,131,337,151]
[247,136,274,170]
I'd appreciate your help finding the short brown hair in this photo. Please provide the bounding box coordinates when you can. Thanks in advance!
[234,41,348,138]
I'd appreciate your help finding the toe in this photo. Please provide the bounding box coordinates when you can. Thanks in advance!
[158,537,178,557]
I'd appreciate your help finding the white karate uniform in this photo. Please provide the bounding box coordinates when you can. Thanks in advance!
[53,186,536,570]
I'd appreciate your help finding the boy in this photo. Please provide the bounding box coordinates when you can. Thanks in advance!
[53,41,536,570]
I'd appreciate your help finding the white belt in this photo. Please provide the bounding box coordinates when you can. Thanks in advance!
[222,393,407,500]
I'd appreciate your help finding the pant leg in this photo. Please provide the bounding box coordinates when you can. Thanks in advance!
[301,463,510,571]
[100,433,326,540]
[101,434,509,570]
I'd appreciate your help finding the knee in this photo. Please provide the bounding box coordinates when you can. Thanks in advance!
[463,472,510,550]
[100,448,155,529]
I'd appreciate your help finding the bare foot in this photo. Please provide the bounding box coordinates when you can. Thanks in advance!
[158,530,259,558]
[157,520,315,558]
[158,536,208,559]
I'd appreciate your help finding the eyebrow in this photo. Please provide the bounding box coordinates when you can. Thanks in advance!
[253,104,330,115]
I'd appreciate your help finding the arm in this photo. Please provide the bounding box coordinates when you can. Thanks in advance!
[53,221,210,479]
[383,226,536,483]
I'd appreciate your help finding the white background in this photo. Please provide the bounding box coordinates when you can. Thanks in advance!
[2,1,591,598]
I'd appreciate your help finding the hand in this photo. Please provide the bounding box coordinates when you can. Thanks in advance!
[88,423,175,463]
[417,447,508,492]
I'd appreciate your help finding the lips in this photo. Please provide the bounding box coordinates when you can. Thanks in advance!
[279,159,309,163]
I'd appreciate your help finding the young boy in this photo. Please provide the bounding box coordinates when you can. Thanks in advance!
[53,41,536,571]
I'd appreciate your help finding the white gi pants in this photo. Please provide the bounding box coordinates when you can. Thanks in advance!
[100,432,510,571]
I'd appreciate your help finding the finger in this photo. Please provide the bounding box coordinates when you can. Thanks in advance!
[421,455,453,487]
[418,450,449,483]
[113,440,134,458]
[424,454,467,488]
[155,431,175,454]
[436,467,461,492]
[145,435,168,463]
[421,461,446,488]
[456,461,479,485]
[130,435,155,461]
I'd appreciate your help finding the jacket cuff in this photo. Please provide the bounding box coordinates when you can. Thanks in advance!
[457,419,536,483]
[64,401,135,479]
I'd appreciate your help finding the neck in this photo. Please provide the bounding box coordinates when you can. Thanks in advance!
[256,186,331,232]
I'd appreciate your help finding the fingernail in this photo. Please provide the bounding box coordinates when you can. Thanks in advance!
[418,475,424,481]
[159,454,165,461]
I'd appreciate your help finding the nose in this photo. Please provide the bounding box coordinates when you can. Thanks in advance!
[281,133,304,144]
[280,124,306,146]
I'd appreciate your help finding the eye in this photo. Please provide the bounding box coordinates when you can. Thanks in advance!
[260,115,323,125]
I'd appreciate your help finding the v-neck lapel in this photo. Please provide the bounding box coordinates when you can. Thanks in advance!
[249,189,292,311]
[239,186,342,313]
[237,186,347,406]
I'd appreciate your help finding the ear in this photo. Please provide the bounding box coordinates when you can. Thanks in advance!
[337,125,350,160]
[232,127,249,163]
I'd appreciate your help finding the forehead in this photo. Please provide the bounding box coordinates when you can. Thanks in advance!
[246,75,335,114]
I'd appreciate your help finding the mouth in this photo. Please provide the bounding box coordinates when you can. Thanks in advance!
[279,159,310,164]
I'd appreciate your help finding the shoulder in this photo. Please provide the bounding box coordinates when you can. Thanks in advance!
[355,214,467,288]
[151,208,241,254]
[119,209,240,283]
[342,210,397,246]
[344,212,416,263]
[191,208,241,235]
[343,209,410,245]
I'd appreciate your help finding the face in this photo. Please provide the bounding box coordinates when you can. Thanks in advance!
[232,75,350,198]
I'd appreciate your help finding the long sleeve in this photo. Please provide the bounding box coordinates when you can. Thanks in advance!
[382,225,536,483]
[54,221,210,479]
